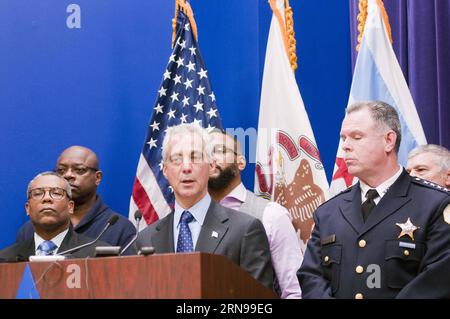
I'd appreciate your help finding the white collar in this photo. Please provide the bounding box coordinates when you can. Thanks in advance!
[360,166,403,202]
[34,228,69,254]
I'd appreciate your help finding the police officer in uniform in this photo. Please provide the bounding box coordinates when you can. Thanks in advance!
[298,101,450,299]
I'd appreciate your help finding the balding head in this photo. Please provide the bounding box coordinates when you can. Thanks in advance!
[57,146,99,170]
[55,145,102,205]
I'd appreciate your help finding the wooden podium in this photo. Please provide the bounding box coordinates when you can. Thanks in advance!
[0,253,277,299]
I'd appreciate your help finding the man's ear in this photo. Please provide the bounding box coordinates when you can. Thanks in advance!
[95,170,103,186]
[445,168,450,189]
[162,163,168,179]
[25,202,30,217]
[237,155,246,172]
[68,200,75,215]
[385,130,397,153]
[209,159,217,175]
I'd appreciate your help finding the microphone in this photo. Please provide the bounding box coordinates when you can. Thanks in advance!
[119,210,142,256]
[57,214,119,256]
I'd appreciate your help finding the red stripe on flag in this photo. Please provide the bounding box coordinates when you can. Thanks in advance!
[132,177,159,225]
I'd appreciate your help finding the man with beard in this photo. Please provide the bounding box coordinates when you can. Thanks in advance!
[15,146,135,250]
[208,130,302,299]
[0,172,109,261]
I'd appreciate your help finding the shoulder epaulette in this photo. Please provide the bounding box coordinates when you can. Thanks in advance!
[411,176,450,194]
[316,184,355,210]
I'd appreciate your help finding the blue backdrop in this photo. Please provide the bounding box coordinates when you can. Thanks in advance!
[0,0,352,248]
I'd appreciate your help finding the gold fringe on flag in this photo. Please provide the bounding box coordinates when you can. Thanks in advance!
[269,0,298,71]
[172,0,198,48]
[356,0,393,51]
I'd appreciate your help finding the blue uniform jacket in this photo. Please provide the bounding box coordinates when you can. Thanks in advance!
[298,170,450,299]
[16,196,136,250]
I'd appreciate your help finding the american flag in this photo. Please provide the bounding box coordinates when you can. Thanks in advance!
[129,9,223,227]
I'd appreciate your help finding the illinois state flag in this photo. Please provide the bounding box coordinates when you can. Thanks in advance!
[254,0,329,253]
[130,1,223,228]
[329,0,427,196]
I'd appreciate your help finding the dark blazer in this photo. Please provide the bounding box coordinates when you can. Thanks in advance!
[136,200,274,289]
[298,170,450,299]
[0,227,110,262]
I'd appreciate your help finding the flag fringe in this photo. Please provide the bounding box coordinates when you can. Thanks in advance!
[172,0,198,48]
[268,0,298,71]
[356,0,392,51]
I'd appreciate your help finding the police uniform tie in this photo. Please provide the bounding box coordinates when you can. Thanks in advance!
[361,189,379,222]
[176,211,195,253]
[37,240,57,256]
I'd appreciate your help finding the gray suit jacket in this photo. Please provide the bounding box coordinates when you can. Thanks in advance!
[136,200,274,289]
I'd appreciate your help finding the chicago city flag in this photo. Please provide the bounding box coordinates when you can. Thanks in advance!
[254,0,329,253]
[330,0,427,196]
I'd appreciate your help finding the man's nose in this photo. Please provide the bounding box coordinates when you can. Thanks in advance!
[63,169,75,181]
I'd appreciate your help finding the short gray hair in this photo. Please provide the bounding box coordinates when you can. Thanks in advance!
[408,144,450,171]
[27,171,72,199]
[346,101,402,152]
[162,123,213,162]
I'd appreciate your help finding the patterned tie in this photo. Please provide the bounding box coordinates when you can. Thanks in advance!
[361,189,379,222]
[37,240,57,256]
[176,211,195,253]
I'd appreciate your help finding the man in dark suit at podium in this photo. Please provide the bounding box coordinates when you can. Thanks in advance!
[136,123,274,289]
[0,171,107,261]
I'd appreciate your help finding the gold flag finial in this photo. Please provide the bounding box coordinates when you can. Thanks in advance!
[172,0,198,48]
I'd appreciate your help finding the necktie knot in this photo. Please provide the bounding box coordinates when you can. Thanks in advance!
[180,211,194,224]
[37,240,57,256]
[365,189,379,200]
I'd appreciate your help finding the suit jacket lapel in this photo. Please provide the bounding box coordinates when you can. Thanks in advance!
[339,184,365,234]
[195,201,229,254]
[154,213,175,253]
[360,170,411,236]
[16,239,36,260]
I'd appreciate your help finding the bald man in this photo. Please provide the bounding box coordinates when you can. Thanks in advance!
[16,146,135,250]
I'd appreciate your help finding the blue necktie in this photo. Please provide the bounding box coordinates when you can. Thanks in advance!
[37,240,57,256]
[176,211,195,253]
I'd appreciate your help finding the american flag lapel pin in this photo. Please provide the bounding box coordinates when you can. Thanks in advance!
[211,231,218,238]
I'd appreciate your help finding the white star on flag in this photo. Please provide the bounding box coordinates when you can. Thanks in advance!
[147,137,157,149]
[173,74,182,85]
[186,61,196,72]
[167,109,176,119]
[170,92,179,102]
[184,23,190,31]
[158,87,167,97]
[197,85,205,95]
[209,92,215,102]
[193,101,204,112]
[180,113,188,123]
[206,108,218,119]
[150,121,160,131]
[163,70,171,80]
[176,57,184,68]
[169,54,176,63]
[197,68,208,79]
[189,46,196,56]
[154,103,164,114]
[182,96,190,107]
[183,78,193,89]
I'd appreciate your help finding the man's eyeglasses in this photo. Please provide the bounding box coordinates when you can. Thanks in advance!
[55,166,98,176]
[28,187,69,201]
[168,152,205,165]
[212,145,238,156]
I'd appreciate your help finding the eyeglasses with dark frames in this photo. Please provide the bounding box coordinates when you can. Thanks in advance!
[28,187,69,201]
[55,166,98,176]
